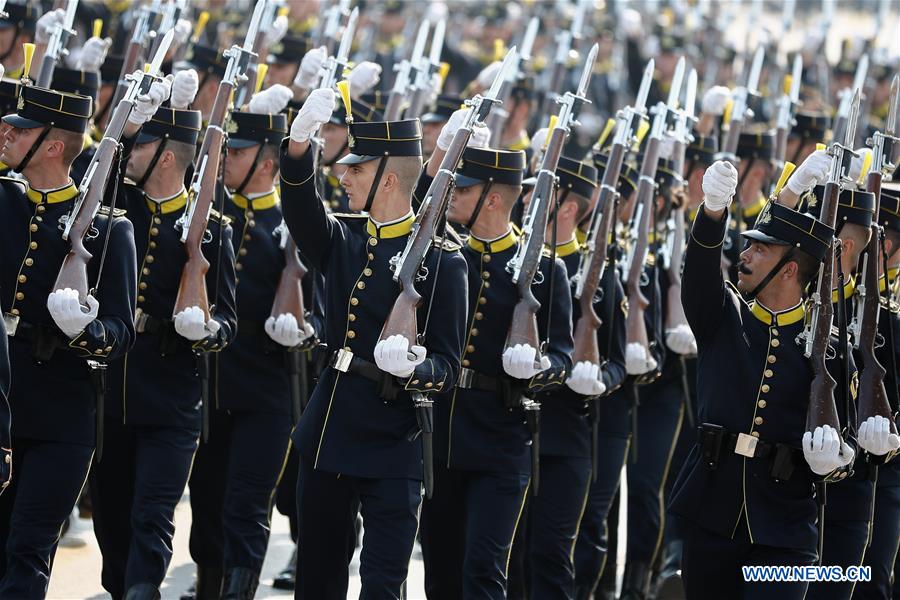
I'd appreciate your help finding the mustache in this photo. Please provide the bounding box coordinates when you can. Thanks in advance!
[738,262,753,275]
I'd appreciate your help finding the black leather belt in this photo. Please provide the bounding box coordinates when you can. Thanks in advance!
[457,367,502,392]
[7,319,67,360]
[697,422,803,481]
[329,348,403,402]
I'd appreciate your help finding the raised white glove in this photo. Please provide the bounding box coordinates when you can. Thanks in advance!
[530,127,548,156]
[625,343,658,375]
[476,61,502,89]
[36,8,65,44]
[425,1,448,24]
[857,416,900,456]
[127,73,173,126]
[173,18,192,46]
[294,46,327,90]
[47,288,99,339]
[264,313,315,348]
[290,87,335,143]
[502,344,552,380]
[373,334,427,378]
[75,37,111,72]
[170,69,199,109]
[469,124,491,148]
[268,14,289,47]
[173,306,221,341]
[803,425,855,475]
[621,8,643,37]
[566,361,607,396]
[348,61,381,99]
[848,147,872,182]
[786,149,831,196]
[702,160,738,212]
[248,83,293,114]
[437,108,469,151]
[665,324,697,355]
[701,86,731,116]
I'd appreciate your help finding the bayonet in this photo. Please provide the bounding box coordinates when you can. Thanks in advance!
[746,45,765,95]
[789,53,803,104]
[520,16,539,63]
[666,56,686,111]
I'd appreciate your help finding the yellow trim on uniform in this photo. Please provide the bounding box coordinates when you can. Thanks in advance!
[575,227,587,245]
[506,133,530,152]
[879,266,899,294]
[467,229,518,253]
[230,189,280,211]
[146,188,188,214]
[742,194,768,219]
[831,276,856,304]
[366,212,415,239]
[464,157,524,172]
[26,181,78,204]
[749,300,806,326]
[553,237,581,258]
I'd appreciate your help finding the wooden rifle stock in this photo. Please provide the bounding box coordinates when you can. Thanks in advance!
[270,239,309,328]
[722,116,743,160]
[665,137,689,333]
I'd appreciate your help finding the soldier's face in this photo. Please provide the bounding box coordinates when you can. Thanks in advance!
[223,145,260,190]
[340,160,377,212]
[125,140,159,181]
[737,240,784,293]
[422,122,443,157]
[0,125,41,167]
[447,184,482,225]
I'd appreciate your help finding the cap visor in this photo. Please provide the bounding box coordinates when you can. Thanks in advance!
[741,230,791,246]
[226,138,260,149]
[2,113,43,129]
[336,153,380,165]
[420,113,446,124]
[135,131,162,145]
[454,174,484,188]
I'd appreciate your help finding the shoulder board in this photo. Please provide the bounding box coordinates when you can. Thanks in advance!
[97,206,127,218]
[0,176,26,191]
[433,237,461,251]
[331,212,368,221]
[209,208,233,226]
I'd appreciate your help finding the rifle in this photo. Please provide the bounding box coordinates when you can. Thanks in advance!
[35,0,78,88]
[404,18,445,120]
[483,16,538,144]
[853,75,899,437]
[832,54,868,145]
[316,0,351,54]
[537,1,588,122]
[721,45,763,162]
[109,5,154,121]
[173,0,266,321]
[383,20,428,121]
[54,31,175,303]
[802,90,860,435]
[773,54,802,175]
[147,0,185,62]
[235,0,284,109]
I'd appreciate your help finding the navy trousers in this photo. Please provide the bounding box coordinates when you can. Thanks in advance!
[89,419,199,598]
[806,516,871,600]
[0,438,93,599]
[420,464,530,600]
[855,469,900,600]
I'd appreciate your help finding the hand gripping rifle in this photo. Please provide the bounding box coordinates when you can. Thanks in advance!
[383,20,428,121]
[773,54,803,175]
[483,16,538,144]
[404,18,446,120]
[853,75,899,439]
[377,48,519,499]
[802,89,861,436]
[35,0,78,88]
[55,30,176,304]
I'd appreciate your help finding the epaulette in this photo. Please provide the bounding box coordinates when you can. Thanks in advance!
[97,206,127,218]
[433,237,461,251]
[209,208,233,226]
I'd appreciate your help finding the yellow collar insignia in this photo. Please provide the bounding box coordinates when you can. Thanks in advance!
[366,212,415,239]
[467,229,518,253]
[26,181,78,205]
[553,238,581,258]
[750,300,806,327]
[231,189,279,211]
[831,276,856,304]
[146,189,189,215]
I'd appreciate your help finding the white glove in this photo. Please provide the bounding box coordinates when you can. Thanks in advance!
[294,46,327,89]
[665,324,697,355]
[786,149,831,196]
[476,61,502,89]
[425,1,448,25]
[437,108,469,151]
[566,361,607,396]
[268,14,289,47]
[249,83,293,114]
[625,343,658,375]
[502,344,552,380]
[173,306,221,341]
[290,87,335,143]
[127,73,173,126]
[47,289,99,339]
[373,334,427,378]
[702,160,738,212]
[701,86,731,116]
[347,61,381,99]
[530,127,548,156]
[803,425,855,475]
[36,8,65,44]
[469,124,491,148]
[173,18,192,46]
[857,416,900,456]
[75,37,111,72]
[848,147,873,182]
[169,69,199,109]
[264,313,315,348]
[621,8,643,37]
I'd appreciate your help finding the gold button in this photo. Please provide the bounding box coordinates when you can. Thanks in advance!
[771,339,780,347]
[758,400,767,408]
[751,431,760,438]
[105,345,113,352]
[146,255,155,263]
[357,281,365,290]
[10,309,19,316]
[462,359,470,366]
[363,268,373,276]
[150,227,159,236]
[483,281,490,289]
[153,217,161,225]
[235,263,243,271]
[30,242,38,250]
[348,314,356,321]
[246,210,255,219]
[471,328,478,336]
[142,267,150,275]
[478,297,487,305]
[3,454,8,464]
[411,380,420,385]
[368,253,375,260]
[347,330,356,339]
[137,295,145,303]
[244,234,252,241]
[139,282,148,290]
[79,341,88,347]
[239,248,248,256]
[235,277,240,285]
[94,349,103,355]
[29,223,37,232]
[475,312,483,320]
[764,369,773,378]
[754,416,763,425]
[483,254,491,263]
[149,241,157,250]
[350,297,359,306]
[772,328,779,336]
[35,216,42,222]
[248,220,256,227]
[24,258,33,266]
[767,355,776,364]
[761,384,770,393]
[466,345,475,353]
[17,275,26,283]
[369,238,378,246]
[482,271,490,279]
[425,382,433,388]
[36,205,45,214]
[15,292,24,300]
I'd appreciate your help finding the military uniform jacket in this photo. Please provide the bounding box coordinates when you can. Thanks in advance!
[105,181,237,430]
[436,230,574,475]
[0,178,136,445]
[537,242,627,459]
[0,314,11,484]
[669,208,842,553]
[875,276,900,486]
[280,144,468,480]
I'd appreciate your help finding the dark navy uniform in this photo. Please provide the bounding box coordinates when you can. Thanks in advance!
[0,84,136,599]
[90,111,237,598]
[419,147,574,600]
[280,119,468,599]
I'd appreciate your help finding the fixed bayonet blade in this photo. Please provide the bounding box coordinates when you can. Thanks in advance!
[886,75,899,137]
[844,89,861,149]
[429,18,445,66]
[411,21,429,64]
[667,56,686,109]
[852,54,869,97]
[63,0,78,31]
[684,68,698,120]
[789,54,803,103]
[520,16,539,62]
[781,0,796,33]
[486,45,519,101]
[635,59,655,114]
[571,0,588,39]
[747,45,765,94]
[149,29,174,75]
[576,43,599,98]
[243,0,267,52]
[335,7,359,63]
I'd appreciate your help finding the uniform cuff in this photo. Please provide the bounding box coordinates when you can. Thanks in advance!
[68,320,115,358]
[403,359,448,393]
[690,205,728,249]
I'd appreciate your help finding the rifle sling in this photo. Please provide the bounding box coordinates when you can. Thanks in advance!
[746,246,796,301]
[15,124,53,173]
[834,244,852,438]
[91,144,124,299]
[234,142,265,196]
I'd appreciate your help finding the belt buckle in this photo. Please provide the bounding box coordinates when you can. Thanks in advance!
[3,313,19,337]
[333,348,353,373]
[734,432,758,458]
[458,368,474,389]
[134,308,149,333]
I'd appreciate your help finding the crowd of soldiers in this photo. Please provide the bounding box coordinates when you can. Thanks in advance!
[0,0,897,599]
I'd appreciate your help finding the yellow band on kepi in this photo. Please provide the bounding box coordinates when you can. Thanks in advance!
[22,43,35,81]
[337,80,352,121]
[255,64,268,94]
[93,19,103,38]
[774,162,796,196]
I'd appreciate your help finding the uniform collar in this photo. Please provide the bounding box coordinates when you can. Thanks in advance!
[554,237,580,257]
[832,276,856,304]
[230,189,279,211]
[26,180,78,205]
[575,227,587,245]
[366,211,414,239]
[467,228,518,254]
[146,188,188,214]
[880,266,899,294]
[507,132,531,152]
[749,300,806,326]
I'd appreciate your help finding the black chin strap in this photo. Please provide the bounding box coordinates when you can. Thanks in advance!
[235,143,265,196]
[15,123,53,173]
[136,135,169,188]
[363,154,389,213]
[548,189,570,223]
[746,246,796,301]
[465,179,494,230]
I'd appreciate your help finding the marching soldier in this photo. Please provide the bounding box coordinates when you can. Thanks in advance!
[280,87,468,598]
[0,63,136,597]
[0,2,37,79]
[88,71,237,600]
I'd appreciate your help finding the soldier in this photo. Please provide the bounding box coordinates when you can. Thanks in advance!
[671,161,853,599]
[280,88,468,598]
[0,2,37,79]
[0,69,136,597]
[421,94,462,160]
[419,136,573,597]
[265,35,311,88]
[88,71,237,600]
